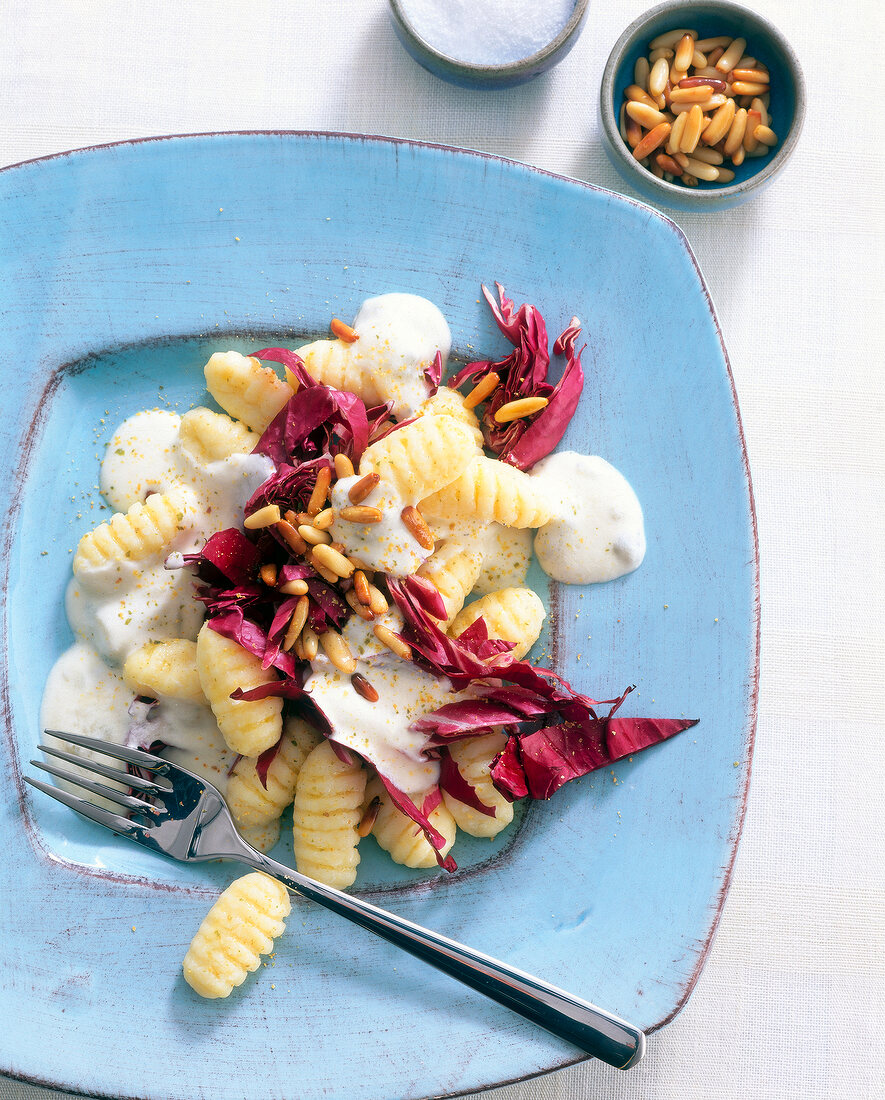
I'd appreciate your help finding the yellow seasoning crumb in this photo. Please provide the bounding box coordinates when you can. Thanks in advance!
[235,236,241,242]
[664,604,669,609]
[733,761,740,767]
[714,617,719,622]
[131,926,136,932]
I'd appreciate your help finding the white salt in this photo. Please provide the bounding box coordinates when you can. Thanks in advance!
[399,0,578,66]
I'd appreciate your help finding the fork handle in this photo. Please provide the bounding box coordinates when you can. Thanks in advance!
[240,849,645,1069]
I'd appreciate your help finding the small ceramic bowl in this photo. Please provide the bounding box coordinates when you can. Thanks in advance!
[388,0,589,89]
[599,0,805,210]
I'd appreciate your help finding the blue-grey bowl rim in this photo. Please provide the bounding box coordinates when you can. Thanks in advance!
[388,0,589,82]
[599,0,806,205]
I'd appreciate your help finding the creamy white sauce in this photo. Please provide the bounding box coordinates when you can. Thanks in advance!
[351,294,451,421]
[330,474,431,577]
[342,605,405,660]
[474,523,533,594]
[305,653,456,796]
[100,409,182,513]
[532,452,646,584]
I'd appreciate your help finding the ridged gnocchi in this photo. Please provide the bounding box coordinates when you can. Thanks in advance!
[178,406,259,465]
[296,338,385,408]
[366,778,457,868]
[358,415,477,504]
[415,387,485,450]
[122,639,206,703]
[227,717,322,829]
[420,456,554,529]
[182,872,290,999]
[442,733,514,838]
[195,624,282,756]
[449,586,546,661]
[292,740,366,889]
[73,487,195,583]
[239,819,281,853]
[417,537,486,625]
[204,351,293,434]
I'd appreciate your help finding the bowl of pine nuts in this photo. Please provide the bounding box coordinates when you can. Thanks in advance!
[599,0,805,210]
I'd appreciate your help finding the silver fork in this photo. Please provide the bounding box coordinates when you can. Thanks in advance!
[28,730,646,1070]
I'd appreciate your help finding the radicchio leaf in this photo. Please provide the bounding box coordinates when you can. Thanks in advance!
[423,349,443,392]
[255,737,283,790]
[438,749,497,818]
[377,774,456,872]
[183,527,261,586]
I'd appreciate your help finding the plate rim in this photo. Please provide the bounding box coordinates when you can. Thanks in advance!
[0,130,760,1099]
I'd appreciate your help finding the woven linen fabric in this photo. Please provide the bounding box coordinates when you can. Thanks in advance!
[1,1,882,1098]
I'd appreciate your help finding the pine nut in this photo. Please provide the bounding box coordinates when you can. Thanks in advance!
[690,146,724,165]
[401,505,435,550]
[244,504,281,530]
[649,28,697,50]
[689,67,725,81]
[353,569,372,606]
[648,47,674,63]
[667,110,688,154]
[731,146,746,166]
[648,57,670,97]
[625,113,643,148]
[634,55,650,89]
[366,584,389,615]
[672,152,690,170]
[626,84,660,110]
[299,524,332,546]
[734,57,759,70]
[731,80,769,96]
[330,317,359,343]
[744,110,761,151]
[307,466,332,517]
[680,104,705,153]
[716,38,746,73]
[357,796,381,837]
[669,66,688,86]
[259,563,278,587]
[319,630,356,674]
[681,173,699,186]
[292,631,305,662]
[276,519,308,555]
[753,124,778,146]
[751,97,769,127]
[706,47,725,67]
[338,505,383,524]
[723,108,749,157]
[279,578,309,595]
[345,586,375,621]
[618,102,628,142]
[651,161,664,179]
[655,152,683,175]
[717,167,736,182]
[348,472,380,504]
[373,624,411,661]
[493,396,550,423]
[311,507,335,530]
[283,596,310,651]
[671,95,727,113]
[731,68,769,84]
[682,157,720,182]
[312,543,355,579]
[702,98,736,145]
[693,36,731,52]
[351,673,379,703]
[670,84,715,102]
[674,33,695,72]
[310,556,339,584]
[692,48,707,69]
[334,453,355,479]
[625,101,669,129]
[301,626,318,660]
[463,372,500,409]
[632,122,671,161]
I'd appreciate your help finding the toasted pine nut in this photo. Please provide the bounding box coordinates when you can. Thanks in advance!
[618,102,628,142]
[307,466,332,517]
[681,172,699,186]
[357,796,381,837]
[463,372,500,409]
[716,167,736,182]
[724,108,749,157]
[345,587,375,621]
[366,583,389,615]
[276,519,308,556]
[353,569,372,606]
[702,98,736,145]
[669,65,688,86]
[259,563,278,587]
[731,146,746,166]
[625,113,643,148]
[751,97,769,127]
[312,543,355,578]
[671,95,727,113]
[632,122,672,161]
[330,317,359,343]
[667,110,688,153]
[734,57,758,69]
[753,124,777,146]
[648,57,670,97]
[626,84,660,110]
[351,672,379,703]
[283,596,310,651]
[309,556,339,584]
[648,47,674,63]
[334,453,355,479]
[691,48,707,69]
[634,55,650,88]
[732,80,769,96]
[312,507,335,530]
[682,157,720,182]
[348,472,380,504]
[680,104,705,153]
[494,396,550,423]
[689,146,724,165]
[744,110,761,151]
[674,33,695,71]
[338,504,383,524]
[655,152,683,175]
[672,152,690,170]
[670,84,715,102]
[373,624,411,661]
[401,505,435,550]
[299,524,332,546]
[279,578,309,595]
[292,631,305,662]
[688,68,725,81]
[651,161,664,179]
[716,37,746,73]
[706,47,725,67]
[244,504,281,530]
[625,101,669,129]
[649,28,697,50]
[693,36,732,52]
[319,630,356,674]
[301,626,318,661]
[731,68,769,84]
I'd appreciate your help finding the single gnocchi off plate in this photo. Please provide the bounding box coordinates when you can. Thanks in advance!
[0,134,758,1100]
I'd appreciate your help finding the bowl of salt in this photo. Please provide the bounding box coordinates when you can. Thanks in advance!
[388,0,589,88]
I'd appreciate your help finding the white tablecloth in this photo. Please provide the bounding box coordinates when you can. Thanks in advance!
[1,2,882,1098]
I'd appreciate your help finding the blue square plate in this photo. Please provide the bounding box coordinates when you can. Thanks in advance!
[0,133,758,1100]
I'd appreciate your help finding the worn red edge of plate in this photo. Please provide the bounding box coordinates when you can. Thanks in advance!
[0,131,761,1099]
